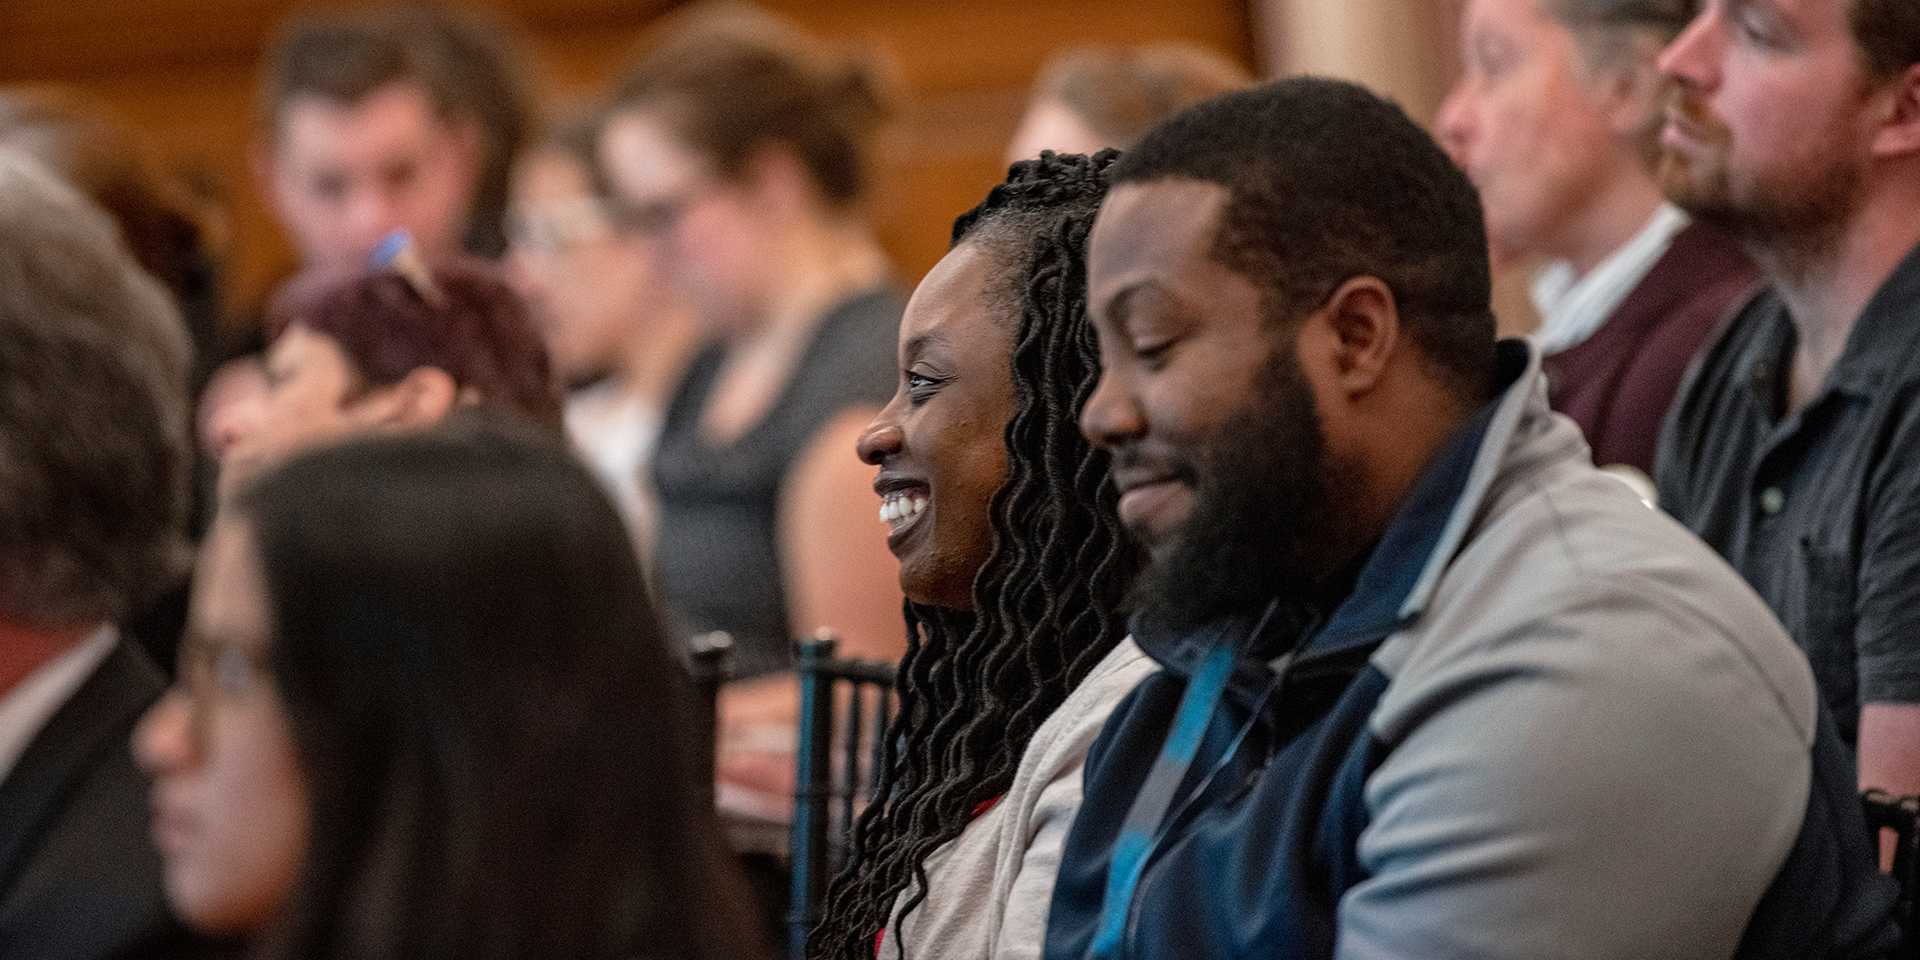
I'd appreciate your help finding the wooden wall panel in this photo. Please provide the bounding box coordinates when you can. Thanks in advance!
[0,0,1255,317]
[1252,0,1538,335]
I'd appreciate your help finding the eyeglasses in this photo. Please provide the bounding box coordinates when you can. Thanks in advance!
[176,631,273,701]
[604,177,720,237]
[506,197,616,255]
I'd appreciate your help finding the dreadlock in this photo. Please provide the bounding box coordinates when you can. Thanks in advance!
[812,149,1137,960]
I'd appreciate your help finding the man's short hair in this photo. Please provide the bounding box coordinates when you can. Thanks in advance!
[1111,77,1497,395]
[1851,0,1920,79]
[267,261,563,431]
[1543,0,1699,67]
[0,151,192,628]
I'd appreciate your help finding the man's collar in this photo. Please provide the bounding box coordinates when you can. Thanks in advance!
[1136,339,1538,677]
[1811,238,1920,398]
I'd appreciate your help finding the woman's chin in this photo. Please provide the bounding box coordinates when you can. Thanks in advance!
[900,575,975,614]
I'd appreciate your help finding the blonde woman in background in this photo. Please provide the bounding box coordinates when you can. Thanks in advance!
[1004,43,1252,165]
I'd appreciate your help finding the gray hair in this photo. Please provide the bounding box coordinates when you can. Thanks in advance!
[0,149,192,628]
[1544,0,1699,68]
[1543,0,1700,167]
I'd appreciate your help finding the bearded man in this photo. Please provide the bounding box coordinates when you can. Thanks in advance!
[1653,0,1920,811]
[1040,78,1899,960]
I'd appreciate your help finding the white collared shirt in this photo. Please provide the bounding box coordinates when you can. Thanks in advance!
[1529,204,1691,357]
[0,626,118,782]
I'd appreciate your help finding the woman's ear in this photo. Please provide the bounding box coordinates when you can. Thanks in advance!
[350,367,461,431]
[1592,44,1667,142]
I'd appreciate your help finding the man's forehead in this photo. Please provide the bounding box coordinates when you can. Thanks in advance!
[1089,179,1232,301]
[278,83,451,156]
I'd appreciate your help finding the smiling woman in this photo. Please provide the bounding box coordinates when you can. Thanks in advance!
[861,240,1017,610]
[819,151,1153,960]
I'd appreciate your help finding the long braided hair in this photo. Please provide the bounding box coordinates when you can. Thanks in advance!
[812,149,1136,960]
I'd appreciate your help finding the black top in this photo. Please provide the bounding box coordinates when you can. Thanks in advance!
[0,639,241,959]
[651,288,903,679]
[1657,239,1920,743]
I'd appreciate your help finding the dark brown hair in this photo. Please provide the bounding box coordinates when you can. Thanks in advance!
[526,106,614,199]
[267,261,562,430]
[1030,44,1252,149]
[235,417,767,960]
[608,2,896,209]
[1851,0,1920,79]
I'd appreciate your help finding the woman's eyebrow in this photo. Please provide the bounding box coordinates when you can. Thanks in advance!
[902,331,951,359]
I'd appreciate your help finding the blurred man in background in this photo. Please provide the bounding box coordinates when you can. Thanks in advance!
[253,4,530,271]
[1438,0,1758,473]
[0,151,230,960]
[1655,0,1920,801]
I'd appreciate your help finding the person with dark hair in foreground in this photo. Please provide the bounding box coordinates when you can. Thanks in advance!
[814,151,1150,960]
[0,152,231,959]
[134,418,768,960]
[1041,78,1898,960]
[215,259,561,495]
[1653,0,1920,809]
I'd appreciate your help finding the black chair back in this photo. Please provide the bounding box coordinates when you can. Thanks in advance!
[687,631,734,809]
[1864,789,1920,957]
[788,631,895,960]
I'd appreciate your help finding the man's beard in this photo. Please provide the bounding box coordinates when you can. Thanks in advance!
[1128,345,1359,645]
[1658,92,1863,270]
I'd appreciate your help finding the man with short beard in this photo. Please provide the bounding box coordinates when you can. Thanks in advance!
[1039,78,1898,960]
[1653,0,1920,801]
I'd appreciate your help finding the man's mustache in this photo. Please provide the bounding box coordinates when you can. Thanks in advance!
[1664,89,1732,146]
[1109,448,1197,485]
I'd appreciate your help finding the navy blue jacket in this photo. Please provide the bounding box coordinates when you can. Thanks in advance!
[1044,343,1900,960]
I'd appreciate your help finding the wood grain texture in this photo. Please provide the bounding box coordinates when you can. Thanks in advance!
[0,0,1255,317]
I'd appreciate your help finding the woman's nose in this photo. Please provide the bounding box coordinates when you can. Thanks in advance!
[856,415,904,466]
[133,688,198,776]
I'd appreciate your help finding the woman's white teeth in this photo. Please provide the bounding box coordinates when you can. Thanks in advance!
[879,491,928,526]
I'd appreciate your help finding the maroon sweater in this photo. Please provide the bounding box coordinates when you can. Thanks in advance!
[1541,222,1761,472]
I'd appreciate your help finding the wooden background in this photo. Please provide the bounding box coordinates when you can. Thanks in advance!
[0,0,1254,315]
[0,0,1521,331]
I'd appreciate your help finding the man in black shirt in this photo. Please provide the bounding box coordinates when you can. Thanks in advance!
[1654,0,1920,800]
